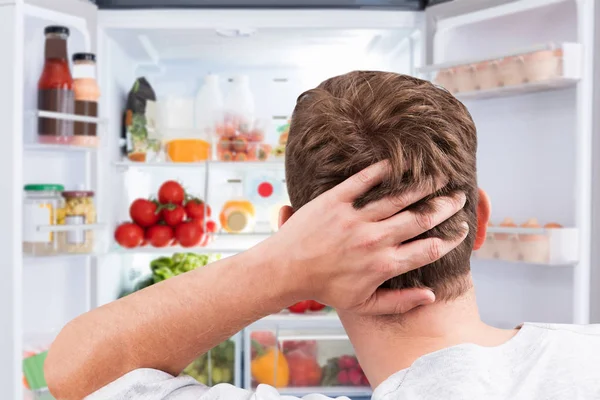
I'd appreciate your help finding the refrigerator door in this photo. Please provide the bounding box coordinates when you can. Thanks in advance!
[2,0,99,398]
[94,0,439,10]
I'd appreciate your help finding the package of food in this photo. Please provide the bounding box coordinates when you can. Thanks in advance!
[122,77,160,162]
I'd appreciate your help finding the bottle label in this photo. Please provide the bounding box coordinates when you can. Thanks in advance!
[23,203,53,243]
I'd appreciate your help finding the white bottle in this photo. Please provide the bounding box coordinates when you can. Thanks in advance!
[195,74,224,135]
[224,75,255,128]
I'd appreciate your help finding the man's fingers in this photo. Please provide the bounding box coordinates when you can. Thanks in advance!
[381,193,466,244]
[362,178,447,221]
[385,223,469,280]
[331,160,391,203]
[360,288,435,316]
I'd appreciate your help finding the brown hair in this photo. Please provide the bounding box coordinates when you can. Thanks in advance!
[285,71,478,301]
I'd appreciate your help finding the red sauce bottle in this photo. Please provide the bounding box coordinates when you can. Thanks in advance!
[38,26,74,143]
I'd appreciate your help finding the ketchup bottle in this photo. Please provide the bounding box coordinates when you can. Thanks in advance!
[38,26,74,144]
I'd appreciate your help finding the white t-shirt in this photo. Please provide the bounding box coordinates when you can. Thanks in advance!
[86,323,600,400]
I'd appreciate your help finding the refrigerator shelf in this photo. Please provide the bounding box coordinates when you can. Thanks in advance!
[33,110,106,125]
[473,226,578,266]
[114,159,285,170]
[113,232,271,254]
[417,42,582,100]
[36,223,106,233]
[454,76,579,101]
[278,386,372,397]
[23,253,101,261]
[24,143,98,153]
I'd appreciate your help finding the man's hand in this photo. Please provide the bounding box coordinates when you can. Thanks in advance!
[261,160,468,316]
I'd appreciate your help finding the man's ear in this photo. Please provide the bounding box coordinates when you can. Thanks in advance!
[473,188,491,251]
[278,205,294,229]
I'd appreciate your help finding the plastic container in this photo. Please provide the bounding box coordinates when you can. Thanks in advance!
[72,52,100,147]
[23,184,65,256]
[224,75,255,129]
[475,61,501,90]
[60,191,96,253]
[216,119,269,162]
[183,338,238,386]
[433,68,456,92]
[524,48,563,83]
[38,26,74,144]
[498,56,526,87]
[159,96,210,162]
[245,317,371,396]
[219,179,256,233]
[454,65,477,93]
[195,74,224,159]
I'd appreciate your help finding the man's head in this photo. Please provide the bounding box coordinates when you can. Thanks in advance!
[283,71,489,301]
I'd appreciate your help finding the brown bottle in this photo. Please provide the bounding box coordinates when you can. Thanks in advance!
[38,26,74,143]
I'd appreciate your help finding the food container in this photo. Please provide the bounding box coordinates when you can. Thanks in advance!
[498,56,526,87]
[216,118,269,162]
[433,68,456,92]
[475,61,501,90]
[164,135,211,162]
[60,190,96,253]
[454,65,477,93]
[245,316,371,396]
[493,218,519,262]
[524,48,563,83]
[23,184,65,255]
[183,337,240,386]
[219,179,256,233]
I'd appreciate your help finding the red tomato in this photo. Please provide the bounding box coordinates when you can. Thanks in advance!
[206,220,218,233]
[129,199,160,228]
[161,205,186,227]
[145,225,174,247]
[308,301,326,312]
[185,199,211,220]
[288,301,311,314]
[114,223,144,248]
[175,221,204,247]
[158,181,185,205]
[286,350,322,387]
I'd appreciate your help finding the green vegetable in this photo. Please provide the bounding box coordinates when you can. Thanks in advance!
[153,266,175,283]
[150,257,174,273]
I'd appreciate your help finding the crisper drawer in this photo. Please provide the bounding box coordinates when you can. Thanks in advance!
[244,315,371,398]
[183,334,242,387]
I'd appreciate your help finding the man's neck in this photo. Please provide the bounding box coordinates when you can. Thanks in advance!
[339,281,517,388]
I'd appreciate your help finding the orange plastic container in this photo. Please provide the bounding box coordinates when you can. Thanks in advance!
[166,139,210,162]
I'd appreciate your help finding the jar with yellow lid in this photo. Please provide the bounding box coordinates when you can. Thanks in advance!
[60,190,96,253]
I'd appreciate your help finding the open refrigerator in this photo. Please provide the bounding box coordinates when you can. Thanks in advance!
[2,0,600,398]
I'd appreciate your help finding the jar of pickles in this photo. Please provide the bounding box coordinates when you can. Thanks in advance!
[60,191,96,253]
[23,184,65,255]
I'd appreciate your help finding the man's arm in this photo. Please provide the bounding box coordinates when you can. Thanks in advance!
[45,161,467,400]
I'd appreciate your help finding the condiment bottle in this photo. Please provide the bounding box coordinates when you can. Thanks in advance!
[72,53,100,147]
[38,26,74,144]
[219,179,256,233]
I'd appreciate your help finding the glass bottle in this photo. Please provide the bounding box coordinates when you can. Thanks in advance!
[38,26,74,144]
[72,52,100,147]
